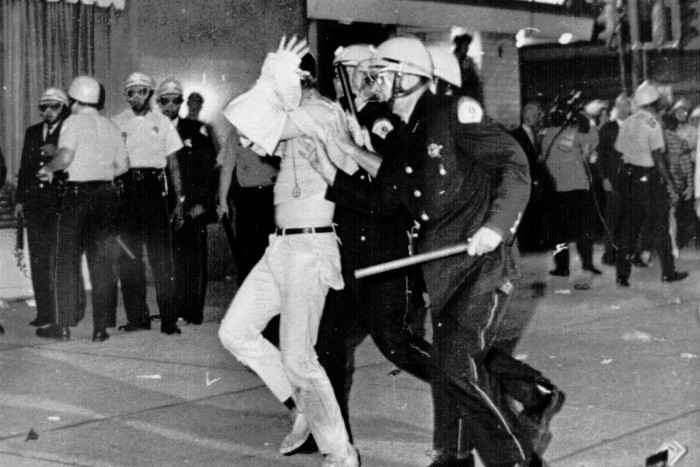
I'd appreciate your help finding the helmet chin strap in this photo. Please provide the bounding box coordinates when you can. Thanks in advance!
[391,73,425,98]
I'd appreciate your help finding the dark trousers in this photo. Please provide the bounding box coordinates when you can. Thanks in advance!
[233,184,276,283]
[674,198,699,249]
[316,268,431,440]
[616,165,675,279]
[173,216,208,324]
[118,172,177,327]
[25,204,59,325]
[54,182,119,330]
[432,289,535,466]
[549,190,596,271]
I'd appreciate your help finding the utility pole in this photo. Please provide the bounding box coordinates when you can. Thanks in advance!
[627,0,641,87]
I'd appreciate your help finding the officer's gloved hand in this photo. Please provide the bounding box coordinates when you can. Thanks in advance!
[467,226,503,256]
[171,204,185,230]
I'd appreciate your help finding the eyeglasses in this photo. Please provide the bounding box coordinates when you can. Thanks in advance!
[158,96,183,106]
[125,88,150,99]
[38,103,62,112]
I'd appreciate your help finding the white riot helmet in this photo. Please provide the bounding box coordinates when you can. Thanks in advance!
[156,77,183,97]
[375,37,433,80]
[68,76,101,105]
[333,44,374,67]
[39,87,69,107]
[124,71,154,90]
[634,81,660,107]
[425,42,462,88]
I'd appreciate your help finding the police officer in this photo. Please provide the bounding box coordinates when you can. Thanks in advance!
[156,78,216,325]
[312,43,431,444]
[598,94,632,265]
[15,88,72,328]
[216,127,279,285]
[614,81,688,286]
[36,76,129,341]
[316,37,556,467]
[112,72,184,335]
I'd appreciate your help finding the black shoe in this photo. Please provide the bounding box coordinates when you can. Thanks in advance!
[92,330,110,342]
[118,322,151,332]
[29,318,51,327]
[582,265,602,275]
[36,325,70,340]
[662,271,688,283]
[427,451,474,467]
[630,255,649,268]
[283,434,319,456]
[616,277,630,287]
[161,323,181,335]
[548,269,569,277]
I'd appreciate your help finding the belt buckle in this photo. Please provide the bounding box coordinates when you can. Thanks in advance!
[132,170,144,181]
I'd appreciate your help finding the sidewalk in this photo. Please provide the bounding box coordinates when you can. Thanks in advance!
[0,226,698,466]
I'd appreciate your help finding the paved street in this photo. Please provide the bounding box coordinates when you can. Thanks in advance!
[0,227,698,466]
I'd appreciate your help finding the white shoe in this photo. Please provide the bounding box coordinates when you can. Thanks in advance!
[321,443,359,467]
[279,410,311,455]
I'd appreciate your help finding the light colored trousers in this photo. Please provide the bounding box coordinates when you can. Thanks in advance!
[219,232,349,454]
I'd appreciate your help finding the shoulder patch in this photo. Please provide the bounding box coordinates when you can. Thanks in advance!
[372,118,394,140]
[458,97,483,124]
[199,125,209,137]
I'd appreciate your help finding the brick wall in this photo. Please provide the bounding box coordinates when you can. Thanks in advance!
[480,32,522,129]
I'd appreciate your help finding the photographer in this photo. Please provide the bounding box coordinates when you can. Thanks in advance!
[541,95,602,276]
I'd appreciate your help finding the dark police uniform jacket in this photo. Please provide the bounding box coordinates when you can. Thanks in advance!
[328,92,530,312]
[16,121,65,209]
[172,118,216,215]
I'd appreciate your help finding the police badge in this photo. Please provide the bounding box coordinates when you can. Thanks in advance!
[427,143,443,158]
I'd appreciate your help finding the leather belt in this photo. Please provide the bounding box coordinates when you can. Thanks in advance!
[130,168,164,181]
[276,226,334,235]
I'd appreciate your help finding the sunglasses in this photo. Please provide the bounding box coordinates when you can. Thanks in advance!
[39,103,62,112]
[125,88,150,98]
[158,96,183,106]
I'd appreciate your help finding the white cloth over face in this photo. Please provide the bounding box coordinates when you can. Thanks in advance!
[222,50,303,156]
[222,49,359,175]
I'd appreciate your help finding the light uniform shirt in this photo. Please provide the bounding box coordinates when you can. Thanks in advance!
[542,125,599,192]
[112,108,183,168]
[217,128,278,188]
[615,109,665,167]
[59,107,129,182]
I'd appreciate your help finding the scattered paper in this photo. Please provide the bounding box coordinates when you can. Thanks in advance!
[672,297,681,304]
[656,440,688,466]
[611,305,620,310]
[554,289,571,295]
[47,416,60,421]
[514,353,528,361]
[680,353,698,359]
[622,330,652,343]
[601,359,613,365]
[137,375,162,379]
[206,372,221,386]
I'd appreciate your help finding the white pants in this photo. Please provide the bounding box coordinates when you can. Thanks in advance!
[219,232,349,454]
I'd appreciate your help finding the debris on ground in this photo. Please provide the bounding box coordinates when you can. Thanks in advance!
[601,359,613,365]
[680,353,698,359]
[622,330,654,343]
[514,353,528,361]
[136,375,162,379]
[554,289,571,295]
[25,428,38,441]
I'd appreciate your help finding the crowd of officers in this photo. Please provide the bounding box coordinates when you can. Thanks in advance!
[14,73,216,341]
[7,30,698,467]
